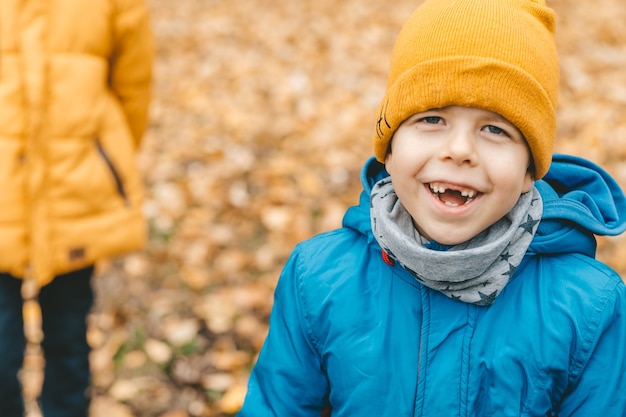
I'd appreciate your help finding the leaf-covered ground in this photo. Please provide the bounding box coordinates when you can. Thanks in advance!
[21,0,626,416]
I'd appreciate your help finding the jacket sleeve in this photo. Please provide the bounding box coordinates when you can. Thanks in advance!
[558,280,626,416]
[238,246,330,417]
[110,0,154,147]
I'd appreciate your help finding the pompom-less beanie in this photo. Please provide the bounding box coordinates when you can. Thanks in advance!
[373,0,559,179]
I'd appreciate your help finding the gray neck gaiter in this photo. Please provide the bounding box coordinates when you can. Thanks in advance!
[370,177,542,306]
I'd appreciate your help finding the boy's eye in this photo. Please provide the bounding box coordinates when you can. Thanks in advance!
[484,125,508,136]
[421,116,443,124]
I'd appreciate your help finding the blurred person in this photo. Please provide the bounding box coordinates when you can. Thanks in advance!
[238,0,626,415]
[0,0,153,415]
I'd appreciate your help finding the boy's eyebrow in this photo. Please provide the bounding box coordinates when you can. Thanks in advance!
[484,114,511,124]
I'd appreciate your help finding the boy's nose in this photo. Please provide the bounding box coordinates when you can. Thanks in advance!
[439,130,478,166]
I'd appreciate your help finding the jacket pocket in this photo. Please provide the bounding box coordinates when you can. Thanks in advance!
[95,137,128,205]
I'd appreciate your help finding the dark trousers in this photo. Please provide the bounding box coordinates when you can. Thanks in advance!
[0,266,94,417]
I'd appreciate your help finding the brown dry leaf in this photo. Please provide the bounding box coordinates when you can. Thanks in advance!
[218,383,248,415]
[90,396,136,417]
[159,410,189,417]
[109,379,142,402]
[23,300,42,344]
[207,350,251,373]
[145,338,173,364]
[161,317,200,347]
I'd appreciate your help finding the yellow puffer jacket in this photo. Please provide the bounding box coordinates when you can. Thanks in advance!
[0,0,153,286]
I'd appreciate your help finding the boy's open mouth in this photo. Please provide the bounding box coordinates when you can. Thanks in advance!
[428,182,480,207]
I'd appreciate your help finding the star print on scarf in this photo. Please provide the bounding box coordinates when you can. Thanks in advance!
[370,178,542,306]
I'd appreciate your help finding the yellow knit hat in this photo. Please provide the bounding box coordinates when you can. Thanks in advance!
[373,0,559,179]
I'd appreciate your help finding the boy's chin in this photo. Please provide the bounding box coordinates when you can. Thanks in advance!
[416,226,483,247]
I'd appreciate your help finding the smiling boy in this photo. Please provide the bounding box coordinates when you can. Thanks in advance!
[238,0,626,415]
[386,106,533,246]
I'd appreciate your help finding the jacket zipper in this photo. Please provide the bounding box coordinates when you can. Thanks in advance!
[415,285,429,416]
[95,137,129,205]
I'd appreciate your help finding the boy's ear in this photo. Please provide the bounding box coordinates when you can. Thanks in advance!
[384,139,394,164]
[522,170,534,193]
[384,150,394,167]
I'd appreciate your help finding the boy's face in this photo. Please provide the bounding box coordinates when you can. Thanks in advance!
[385,105,533,246]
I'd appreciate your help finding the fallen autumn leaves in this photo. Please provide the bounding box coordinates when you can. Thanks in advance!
[21,0,626,416]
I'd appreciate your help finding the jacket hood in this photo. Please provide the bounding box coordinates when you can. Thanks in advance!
[343,154,626,257]
[342,157,388,244]
[531,154,626,256]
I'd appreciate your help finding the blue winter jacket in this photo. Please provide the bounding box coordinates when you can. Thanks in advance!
[238,154,626,417]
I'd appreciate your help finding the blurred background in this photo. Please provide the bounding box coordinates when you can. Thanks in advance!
[20,0,626,416]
